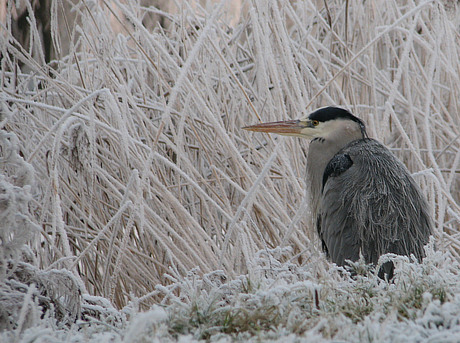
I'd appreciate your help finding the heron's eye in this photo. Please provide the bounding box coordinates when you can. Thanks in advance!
[312,120,319,126]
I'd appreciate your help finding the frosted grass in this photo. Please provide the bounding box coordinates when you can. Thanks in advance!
[0,0,459,341]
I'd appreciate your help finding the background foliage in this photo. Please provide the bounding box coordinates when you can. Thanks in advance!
[1,0,459,341]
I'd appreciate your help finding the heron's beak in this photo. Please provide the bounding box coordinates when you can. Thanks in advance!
[242,120,305,136]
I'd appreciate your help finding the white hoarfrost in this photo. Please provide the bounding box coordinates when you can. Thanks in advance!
[1,0,459,342]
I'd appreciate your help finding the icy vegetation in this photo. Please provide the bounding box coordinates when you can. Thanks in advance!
[1,0,459,341]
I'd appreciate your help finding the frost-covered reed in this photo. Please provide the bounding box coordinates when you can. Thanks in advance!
[1,0,459,340]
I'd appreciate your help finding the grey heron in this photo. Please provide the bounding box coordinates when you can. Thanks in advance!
[243,107,432,279]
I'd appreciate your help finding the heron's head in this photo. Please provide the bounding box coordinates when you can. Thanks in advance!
[243,107,367,140]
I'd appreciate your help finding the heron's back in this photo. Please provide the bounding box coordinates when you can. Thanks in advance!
[318,138,432,270]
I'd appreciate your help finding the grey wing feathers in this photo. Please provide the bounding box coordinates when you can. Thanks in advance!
[318,139,432,267]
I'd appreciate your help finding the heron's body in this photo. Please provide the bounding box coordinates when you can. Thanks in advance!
[315,138,431,272]
[244,107,433,278]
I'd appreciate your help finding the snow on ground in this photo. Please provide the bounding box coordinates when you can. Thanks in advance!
[3,245,460,342]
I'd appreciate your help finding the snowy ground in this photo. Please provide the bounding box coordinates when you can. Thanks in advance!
[1,0,459,342]
[3,243,460,342]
